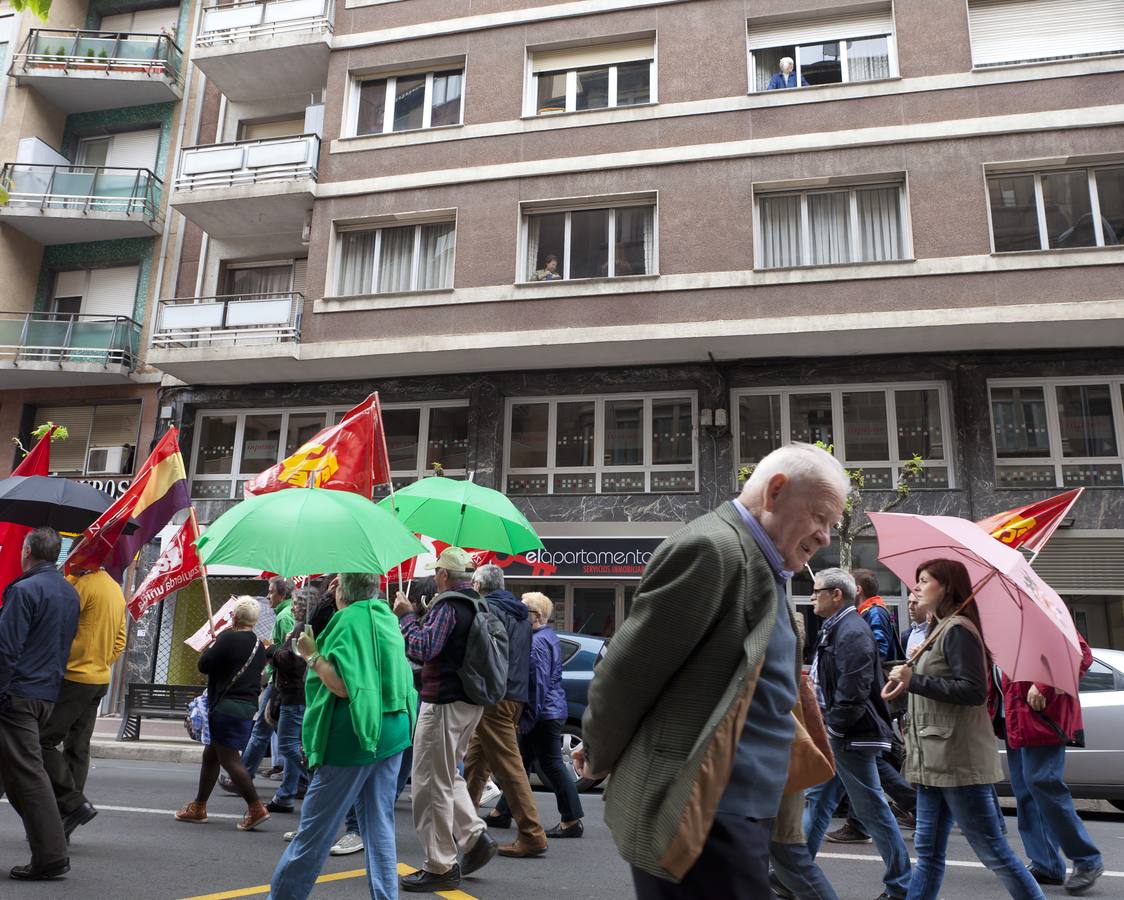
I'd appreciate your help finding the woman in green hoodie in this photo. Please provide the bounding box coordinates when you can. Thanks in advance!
[268,572,417,900]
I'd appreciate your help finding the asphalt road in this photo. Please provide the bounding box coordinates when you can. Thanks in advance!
[1,759,1121,899]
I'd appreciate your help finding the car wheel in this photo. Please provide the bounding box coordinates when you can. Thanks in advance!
[533,724,606,793]
[1109,798,1124,813]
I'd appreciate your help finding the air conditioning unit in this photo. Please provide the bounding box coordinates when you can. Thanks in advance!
[86,445,131,476]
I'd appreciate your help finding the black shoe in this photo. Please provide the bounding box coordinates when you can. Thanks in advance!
[1065,864,1104,895]
[1028,866,1065,886]
[61,801,97,838]
[545,820,583,838]
[10,860,70,880]
[400,864,461,893]
[461,831,498,875]
[484,812,512,829]
[874,894,906,900]
[769,871,795,898]
[266,800,295,813]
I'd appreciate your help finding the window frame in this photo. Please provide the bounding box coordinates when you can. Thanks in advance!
[188,400,470,500]
[747,32,899,93]
[730,381,956,489]
[988,376,1124,489]
[503,390,699,495]
[984,163,1124,253]
[347,65,466,138]
[523,39,658,118]
[752,180,912,269]
[518,194,659,283]
[331,217,457,298]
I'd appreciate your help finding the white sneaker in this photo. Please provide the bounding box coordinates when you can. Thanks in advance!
[331,832,364,855]
[479,779,502,806]
[283,830,297,842]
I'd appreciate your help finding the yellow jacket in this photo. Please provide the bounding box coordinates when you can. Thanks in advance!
[65,570,127,684]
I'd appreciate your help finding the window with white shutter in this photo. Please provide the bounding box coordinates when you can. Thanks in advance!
[525,36,656,116]
[83,265,140,319]
[33,403,141,476]
[292,258,308,296]
[105,129,161,173]
[101,6,179,35]
[967,0,1124,67]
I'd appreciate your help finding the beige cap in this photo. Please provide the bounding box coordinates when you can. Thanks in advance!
[434,546,475,575]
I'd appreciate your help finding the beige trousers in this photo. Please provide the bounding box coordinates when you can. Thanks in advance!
[410,700,485,874]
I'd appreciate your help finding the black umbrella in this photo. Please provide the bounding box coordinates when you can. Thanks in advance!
[0,475,139,535]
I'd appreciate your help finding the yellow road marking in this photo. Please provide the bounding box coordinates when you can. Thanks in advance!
[178,863,478,899]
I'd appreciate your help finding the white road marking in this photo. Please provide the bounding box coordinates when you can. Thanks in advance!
[818,851,1124,877]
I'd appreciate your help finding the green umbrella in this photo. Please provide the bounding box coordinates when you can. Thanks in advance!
[377,478,544,555]
[196,488,426,578]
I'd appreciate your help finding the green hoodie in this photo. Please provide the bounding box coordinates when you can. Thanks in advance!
[302,599,417,770]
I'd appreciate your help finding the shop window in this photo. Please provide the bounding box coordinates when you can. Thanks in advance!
[989,378,1124,488]
[505,392,697,495]
[523,198,655,282]
[734,383,952,489]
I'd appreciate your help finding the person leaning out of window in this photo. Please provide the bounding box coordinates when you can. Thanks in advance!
[767,57,809,90]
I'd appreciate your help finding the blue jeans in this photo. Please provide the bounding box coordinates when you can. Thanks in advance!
[771,840,840,900]
[269,751,403,900]
[908,783,1045,900]
[1007,744,1102,880]
[395,744,413,800]
[241,685,275,777]
[271,705,306,806]
[805,740,911,897]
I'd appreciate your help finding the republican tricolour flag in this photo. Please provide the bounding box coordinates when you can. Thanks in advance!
[245,393,392,498]
[976,488,1084,558]
[65,428,191,580]
[128,515,204,621]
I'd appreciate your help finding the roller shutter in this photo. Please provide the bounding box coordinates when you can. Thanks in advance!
[747,7,894,49]
[83,265,139,319]
[531,38,655,74]
[1031,535,1124,595]
[967,0,1124,67]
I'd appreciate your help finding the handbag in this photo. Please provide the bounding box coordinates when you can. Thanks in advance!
[183,637,263,744]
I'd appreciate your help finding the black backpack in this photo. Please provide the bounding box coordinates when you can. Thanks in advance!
[445,591,509,706]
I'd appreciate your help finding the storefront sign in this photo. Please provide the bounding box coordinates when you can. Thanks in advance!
[493,536,665,579]
[78,477,133,500]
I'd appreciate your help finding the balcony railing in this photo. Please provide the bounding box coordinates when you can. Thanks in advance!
[174,134,319,191]
[0,313,141,368]
[197,0,333,47]
[0,163,162,220]
[11,28,183,82]
[152,292,303,348]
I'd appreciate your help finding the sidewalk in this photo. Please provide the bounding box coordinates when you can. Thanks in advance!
[92,716,203,764]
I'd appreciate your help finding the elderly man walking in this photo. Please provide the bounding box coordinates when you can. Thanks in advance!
[803,567,912,900]
[39,564,126,841]
[0,528,80,881]
[463,563,546,858]
[395,548,498,893]
[578,443,848,898]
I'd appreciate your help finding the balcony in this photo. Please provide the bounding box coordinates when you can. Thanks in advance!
[148,292,302,382]
[0,163,163,243]
[192,0,333,101]
[0,313,141,387]
[8,29,183,113]
[169,134,318,239]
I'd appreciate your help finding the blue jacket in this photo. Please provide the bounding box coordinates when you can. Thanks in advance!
[485,589,532,704]
[814,607,893,752]
[766,71,809,90]
[525,626,568,729]
[0,562,80,703]
[859,600,904,661]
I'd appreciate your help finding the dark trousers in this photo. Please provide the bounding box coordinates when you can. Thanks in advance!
[631,812,771,899]
[40,679,108,815]
[496,717,585,822]
[0,695,69,869]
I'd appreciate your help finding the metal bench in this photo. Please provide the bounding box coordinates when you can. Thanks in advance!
[115,682,200,741]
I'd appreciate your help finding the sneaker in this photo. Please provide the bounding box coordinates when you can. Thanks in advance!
[401,864,461,893]
[236,802,270,831]
[1064,864,1104,895]
[479,779,502,805]
[825,823,872,844]
[174,801,207,824]
[330,832,364,856]
[283,831,297,842]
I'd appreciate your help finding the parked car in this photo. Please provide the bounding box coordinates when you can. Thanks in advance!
[997,647,1124,811]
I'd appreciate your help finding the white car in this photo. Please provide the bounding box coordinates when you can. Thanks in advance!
[998,647,1124,811]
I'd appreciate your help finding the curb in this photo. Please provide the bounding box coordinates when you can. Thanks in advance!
[91,740,203,764]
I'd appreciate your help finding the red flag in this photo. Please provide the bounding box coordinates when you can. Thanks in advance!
[129,516,203,621]
[245,393,392,497]
[0,426,56,604]
[379,537,496,591]
[976,488,1084,555]
[65,429,191,580]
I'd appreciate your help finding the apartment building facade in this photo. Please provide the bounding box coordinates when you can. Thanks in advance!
[5,0,1123,684]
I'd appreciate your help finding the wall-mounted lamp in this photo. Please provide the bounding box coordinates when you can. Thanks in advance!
[714,408,728,428]
[700,408,714,427]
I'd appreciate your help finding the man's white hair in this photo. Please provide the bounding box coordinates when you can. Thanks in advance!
[746,442,850,497]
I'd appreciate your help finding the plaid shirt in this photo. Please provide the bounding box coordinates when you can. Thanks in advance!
[399,582,475,663]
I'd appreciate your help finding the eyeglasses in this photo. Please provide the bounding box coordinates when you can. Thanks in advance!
[810,587,833,596]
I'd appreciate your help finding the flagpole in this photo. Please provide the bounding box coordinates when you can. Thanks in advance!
[189,506,216,638]
[370,392,405,599]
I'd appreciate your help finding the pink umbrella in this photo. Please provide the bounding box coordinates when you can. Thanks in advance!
[868,511,1083,696]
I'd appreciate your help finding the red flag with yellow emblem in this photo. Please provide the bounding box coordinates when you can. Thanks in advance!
[244,394,391,498]
[975,488,1084,556]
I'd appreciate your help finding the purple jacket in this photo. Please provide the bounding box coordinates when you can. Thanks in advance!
[524,625,567,729]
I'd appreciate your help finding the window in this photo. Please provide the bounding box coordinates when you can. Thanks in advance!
[987,165,1124,252]
[34,403,141,476]
[523,199,655,281]
[334,220,455,296]
[967,0,1124,68]
[755,182,908,268]
[1079,658,1120,692]
[733,383,953,488]
[220,261,294,299]
[353,68,464,136]
[527,38,655,116]
[190,402,469,500]
[505,392,697,495]
[748,9,896,92]
[989,378,1124,488]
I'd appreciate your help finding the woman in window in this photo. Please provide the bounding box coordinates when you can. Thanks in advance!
[536,254,562,281]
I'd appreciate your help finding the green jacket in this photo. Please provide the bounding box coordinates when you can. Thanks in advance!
[583,503,817,881]
[302,599,417,771]
[265,598,294,680]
